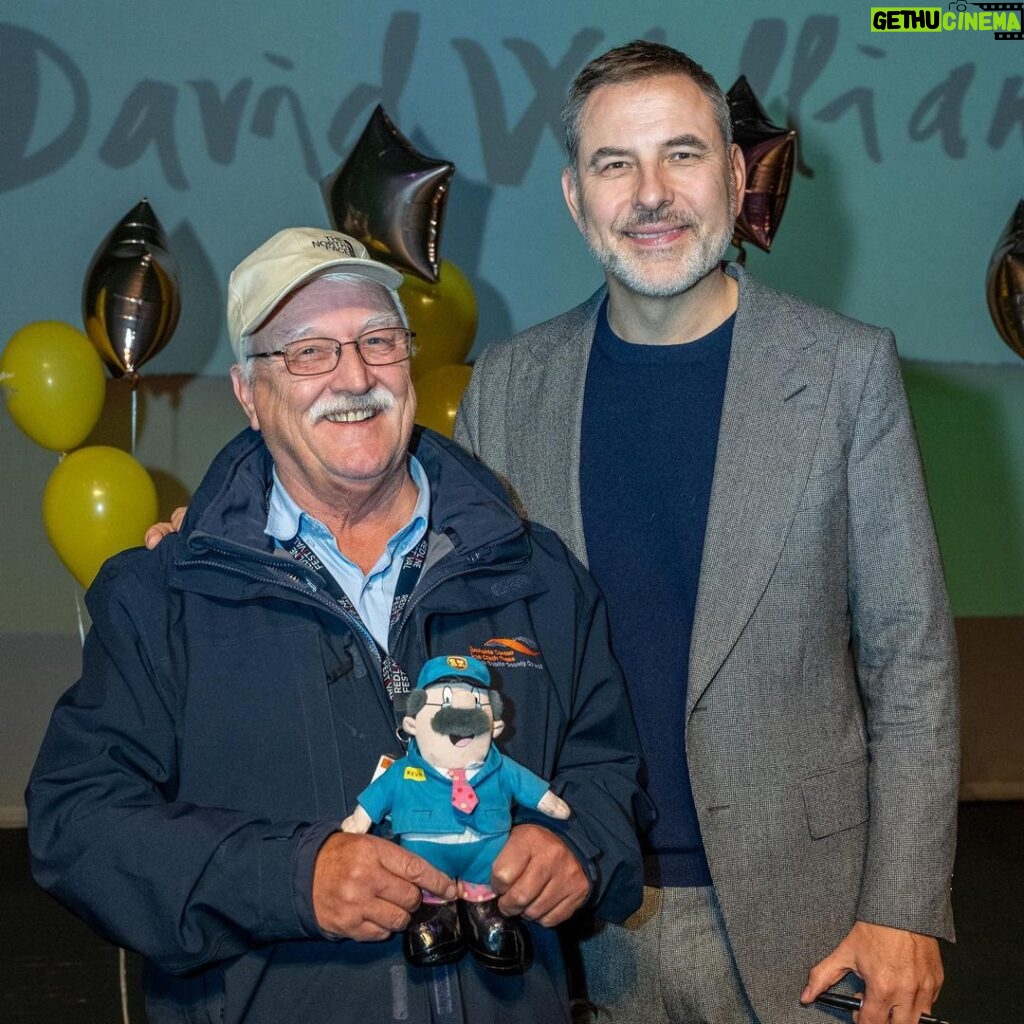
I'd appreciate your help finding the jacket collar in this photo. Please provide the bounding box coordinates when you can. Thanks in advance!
[169,427,534,600]
[178,428,526,556]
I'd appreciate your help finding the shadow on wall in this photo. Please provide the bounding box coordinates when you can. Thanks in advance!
[443,172,514,353]
[81,376,196,521]
[159,221,223,376]
[903,359,1024,616]
[737,127,855,316]
[409,130,513,354]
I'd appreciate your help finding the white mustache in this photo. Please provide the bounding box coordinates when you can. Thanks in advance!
[308,387,395,424]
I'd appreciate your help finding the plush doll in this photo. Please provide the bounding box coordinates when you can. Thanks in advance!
[341,654,571,972]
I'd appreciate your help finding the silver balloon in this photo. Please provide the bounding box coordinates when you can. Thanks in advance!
[986,199,1024,360]
[82,198,181,382]
[320,106,454,283]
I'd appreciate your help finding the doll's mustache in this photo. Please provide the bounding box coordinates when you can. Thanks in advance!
[429,705,492,738]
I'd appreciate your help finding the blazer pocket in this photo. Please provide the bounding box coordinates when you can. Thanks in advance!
[797,456,846,512]
[800,759,869,839]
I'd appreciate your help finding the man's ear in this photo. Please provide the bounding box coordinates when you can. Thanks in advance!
[402,715,418,736]
[230,364,261,431]
[728,142,747,210]
[561,166,584,232]
[491,719,505,740]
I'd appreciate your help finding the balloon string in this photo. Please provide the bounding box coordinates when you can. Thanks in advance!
[70,452,84,647]
[119,946,131,1024]
[130,388,137,456]
[75,587,133,1023]
[74,590,86,648]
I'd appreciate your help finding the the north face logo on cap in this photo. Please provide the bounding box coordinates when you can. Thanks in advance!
[311,235,355,255]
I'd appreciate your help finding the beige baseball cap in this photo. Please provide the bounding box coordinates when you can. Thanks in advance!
[226,227,405,358]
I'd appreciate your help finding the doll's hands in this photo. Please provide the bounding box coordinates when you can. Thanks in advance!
[339,805,372,833]
[491,823,589,927]
[312,832,457,941]
[536,790,571,819]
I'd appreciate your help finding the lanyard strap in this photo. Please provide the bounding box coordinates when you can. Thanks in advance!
[282,533,428,698]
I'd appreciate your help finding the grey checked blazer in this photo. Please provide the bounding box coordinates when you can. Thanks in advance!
[454,265,959,1024]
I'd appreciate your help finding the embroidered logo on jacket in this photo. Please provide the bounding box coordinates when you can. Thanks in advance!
[468,637,544,670]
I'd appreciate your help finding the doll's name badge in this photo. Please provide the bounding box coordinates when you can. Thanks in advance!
[369,754,395,784]
[404,767,426,781]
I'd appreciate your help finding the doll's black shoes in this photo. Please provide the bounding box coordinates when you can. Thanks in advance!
[404,897,529,973]
[458,897,529,974]
[404,900,464,967]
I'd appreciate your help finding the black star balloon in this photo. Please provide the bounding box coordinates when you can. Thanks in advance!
[986,199,1024,360]
[82,198,181,382]
[727,76,797,255]
[321,106,454,282]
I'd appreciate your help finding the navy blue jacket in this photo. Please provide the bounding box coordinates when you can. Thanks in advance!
[27,427,647,1024]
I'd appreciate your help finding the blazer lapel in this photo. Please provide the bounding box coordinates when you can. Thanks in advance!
[687,267,837,713]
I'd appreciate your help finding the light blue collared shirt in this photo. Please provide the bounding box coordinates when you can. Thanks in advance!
[266,457,430,650]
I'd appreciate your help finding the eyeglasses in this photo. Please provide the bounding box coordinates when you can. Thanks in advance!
[248,328,414,375]
[422,700,491,708]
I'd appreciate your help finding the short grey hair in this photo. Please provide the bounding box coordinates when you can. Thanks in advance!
[235,272,409,382]
[562,40,732,181]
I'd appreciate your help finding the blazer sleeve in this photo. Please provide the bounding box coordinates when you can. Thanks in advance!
[453,367,480,454]
[454,342,510,463]
[846,331,960,940]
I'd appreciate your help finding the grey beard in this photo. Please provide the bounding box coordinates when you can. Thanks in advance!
[586,217,733,300]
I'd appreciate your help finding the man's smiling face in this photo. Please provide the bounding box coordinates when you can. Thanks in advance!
[563,72,744,301]
[231,277,416,509]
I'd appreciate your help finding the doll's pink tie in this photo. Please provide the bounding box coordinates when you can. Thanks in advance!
[449,768,479,813]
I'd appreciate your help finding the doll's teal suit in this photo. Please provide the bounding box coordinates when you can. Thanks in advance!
[357,741,550,883]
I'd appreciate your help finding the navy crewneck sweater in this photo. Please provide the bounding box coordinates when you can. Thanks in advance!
[580,299,733,887]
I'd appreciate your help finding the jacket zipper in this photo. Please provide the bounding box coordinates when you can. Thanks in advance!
[178,527,528,686]
[176,552,384,672]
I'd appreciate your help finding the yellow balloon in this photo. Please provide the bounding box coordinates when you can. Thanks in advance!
[400,260,478,380]
[1,320,107,451]
[414,364,474,438]
[43,446,158,588]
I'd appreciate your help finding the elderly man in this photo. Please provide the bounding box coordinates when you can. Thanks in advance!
[28,227,647,1024]
[455,41,959,1024]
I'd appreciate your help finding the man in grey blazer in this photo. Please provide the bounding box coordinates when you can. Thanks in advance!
[455,40,959,1024]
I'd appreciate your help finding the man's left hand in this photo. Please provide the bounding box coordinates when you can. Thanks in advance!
[490,823,589,927]
[801,920,944,1024]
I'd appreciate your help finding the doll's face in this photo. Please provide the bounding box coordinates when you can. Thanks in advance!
[403,681,504,771]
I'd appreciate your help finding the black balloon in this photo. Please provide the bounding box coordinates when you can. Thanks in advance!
[82,198,181,382]
[986,199,1024,360]
[321,106,454,282]
[727,76,797,255]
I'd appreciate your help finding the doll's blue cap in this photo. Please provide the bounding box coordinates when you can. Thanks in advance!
[416,655,492,690]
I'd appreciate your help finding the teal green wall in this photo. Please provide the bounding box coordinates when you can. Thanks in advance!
[906,361,1024,615]
[2,0,1022,614]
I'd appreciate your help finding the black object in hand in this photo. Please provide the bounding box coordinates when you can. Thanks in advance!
[814,991,950,1024]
